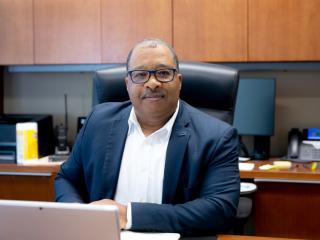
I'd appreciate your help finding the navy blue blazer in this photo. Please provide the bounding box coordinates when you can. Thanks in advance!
[55,100,240,236]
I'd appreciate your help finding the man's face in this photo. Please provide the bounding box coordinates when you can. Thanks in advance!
[125,45,182,120]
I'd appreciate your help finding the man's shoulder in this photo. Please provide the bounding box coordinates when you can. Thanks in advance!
[178,101,237,142]
[91,101,132,119]
[180,101,231,130]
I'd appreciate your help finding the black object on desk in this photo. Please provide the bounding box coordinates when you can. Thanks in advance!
[0,114,55,163]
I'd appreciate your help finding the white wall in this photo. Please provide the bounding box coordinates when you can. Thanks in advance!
[4,71,93,145]
[4,68,320,157]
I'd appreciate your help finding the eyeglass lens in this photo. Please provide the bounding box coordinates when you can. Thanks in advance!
[130,69,175,83]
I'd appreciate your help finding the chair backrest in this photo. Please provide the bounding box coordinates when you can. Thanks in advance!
[93,61,239,124]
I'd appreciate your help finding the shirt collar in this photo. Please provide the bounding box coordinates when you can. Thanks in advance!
[128,100,180,139]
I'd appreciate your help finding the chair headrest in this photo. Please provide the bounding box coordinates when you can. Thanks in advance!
[93,61,239,124]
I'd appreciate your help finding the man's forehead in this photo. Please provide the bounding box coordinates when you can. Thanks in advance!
[132,63,174,70]
[129,45,175,69]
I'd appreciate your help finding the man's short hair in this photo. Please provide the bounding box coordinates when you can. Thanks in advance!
[126,38,180,71]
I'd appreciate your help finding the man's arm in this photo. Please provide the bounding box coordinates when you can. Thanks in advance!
[130,127,240,236]
[54,134,88,203]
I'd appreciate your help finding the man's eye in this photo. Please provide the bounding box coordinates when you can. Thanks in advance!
[157,70,170,77]
[133,72,148,78]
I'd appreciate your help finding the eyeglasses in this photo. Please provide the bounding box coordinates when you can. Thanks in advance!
[127,68,177,84]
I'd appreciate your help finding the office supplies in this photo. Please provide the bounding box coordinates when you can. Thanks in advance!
[239,162,255,171]
[54,94,69,156]
[0,200,120,240]
[121,231,180,240]
[239,157,250,162]
[16,122,39,164]
[286,128,320,162]
[311,162,318,172]
[234,78,276,160]
[258,161,292,171]
[273,161,292,170]
[259,164,274,170]
[240,182,257,195]
[48,154,68,162]
[0,114,54,163]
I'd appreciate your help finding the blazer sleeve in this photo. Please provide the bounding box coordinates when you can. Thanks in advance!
[130,127,240,236]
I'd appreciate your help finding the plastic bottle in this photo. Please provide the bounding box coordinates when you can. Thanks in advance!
[16,122,39,164]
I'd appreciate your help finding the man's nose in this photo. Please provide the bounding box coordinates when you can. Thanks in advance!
[145,74,161,90]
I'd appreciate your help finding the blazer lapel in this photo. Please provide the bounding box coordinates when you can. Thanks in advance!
[162,102,190,203]
[102,108,130,199]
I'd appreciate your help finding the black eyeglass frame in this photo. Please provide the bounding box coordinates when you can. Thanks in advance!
[127,68,177,84]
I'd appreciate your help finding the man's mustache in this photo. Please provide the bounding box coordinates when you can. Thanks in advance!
[141,89,166,99]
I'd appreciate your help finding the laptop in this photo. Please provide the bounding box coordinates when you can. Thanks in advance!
[0,200,120,240]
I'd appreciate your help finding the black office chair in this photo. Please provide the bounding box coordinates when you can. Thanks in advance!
[93,61,250,234]
[93,61,238,124]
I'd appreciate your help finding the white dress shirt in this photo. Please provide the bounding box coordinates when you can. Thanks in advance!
[114,101,180,228]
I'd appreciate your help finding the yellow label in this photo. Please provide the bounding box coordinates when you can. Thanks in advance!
[17,129,38,160]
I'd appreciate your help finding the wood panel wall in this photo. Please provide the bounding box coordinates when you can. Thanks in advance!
[0,0,33,64]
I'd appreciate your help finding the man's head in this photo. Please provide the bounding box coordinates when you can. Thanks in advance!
[126,39,179,71]
[125,38,182,126]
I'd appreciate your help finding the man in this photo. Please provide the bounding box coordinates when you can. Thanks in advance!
[55,38,240,236]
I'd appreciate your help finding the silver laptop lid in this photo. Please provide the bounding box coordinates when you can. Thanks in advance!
[0,200,120,240]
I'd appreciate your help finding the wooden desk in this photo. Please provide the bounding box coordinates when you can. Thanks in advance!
[0,163,60,201]
[0,160,318,239]
[182,235,301,240]
[218,235,301,240]
[241,159,320,239]
[241,159,320,181]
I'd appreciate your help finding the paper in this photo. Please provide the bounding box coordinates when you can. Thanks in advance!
[239,162,255,171]
[259,164,275,170]
[121,231,180,240]
[273,161,292,169]
[18,156,63,166]
[240,182,257,194]
[239,157,251,162]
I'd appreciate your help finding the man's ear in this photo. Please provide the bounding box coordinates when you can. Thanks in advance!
[177,73,182,90]
[125,77,129,91]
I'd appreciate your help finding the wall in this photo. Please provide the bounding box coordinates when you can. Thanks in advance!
[4,68,320,157]
[4,70,93,145]
[241,70,320,157]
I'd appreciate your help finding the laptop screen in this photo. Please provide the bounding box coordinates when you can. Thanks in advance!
[0,200,120,240]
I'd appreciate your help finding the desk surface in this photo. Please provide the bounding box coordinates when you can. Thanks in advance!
[1,159,320,181]
[0,161,311,239]
[218,235,301,240]
[182,235,301,240]
[240,159,320,181]
[0,162,61,174]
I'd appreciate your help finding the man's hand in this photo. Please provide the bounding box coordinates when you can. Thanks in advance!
[90,199,127,229]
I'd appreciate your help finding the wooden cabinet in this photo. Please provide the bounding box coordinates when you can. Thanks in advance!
[101,0,172,63]
[34,0,101,64]
[0,174,56,201]
[0,0,33,65]
[0,164,60,201]
[173,0,248,62]
[241,159,320,239]
[1,0,320,64]
[254,181,320,239]
[249,0,320,61]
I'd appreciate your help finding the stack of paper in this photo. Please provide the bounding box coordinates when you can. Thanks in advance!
[121,231,180,240]
[239,162,255,171]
